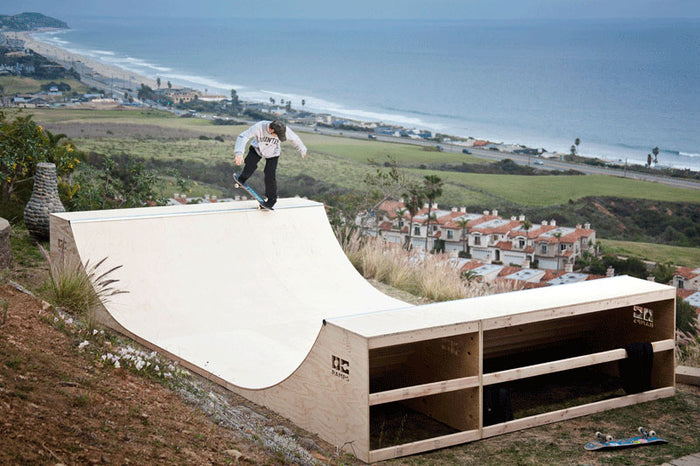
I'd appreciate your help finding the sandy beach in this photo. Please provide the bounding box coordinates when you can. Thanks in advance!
[16,30,160,93]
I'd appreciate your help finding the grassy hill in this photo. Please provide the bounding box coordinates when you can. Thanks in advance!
[14,107,700,252]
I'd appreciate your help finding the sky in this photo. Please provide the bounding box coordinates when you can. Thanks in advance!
[4,0,700,20]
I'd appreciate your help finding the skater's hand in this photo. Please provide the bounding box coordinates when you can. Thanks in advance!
[301,151,307,159]
[234,154,244,166]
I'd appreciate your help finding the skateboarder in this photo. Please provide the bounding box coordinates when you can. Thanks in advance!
[233,120,307,209]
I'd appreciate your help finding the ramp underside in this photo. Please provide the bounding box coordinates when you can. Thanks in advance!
[57,199,406,389]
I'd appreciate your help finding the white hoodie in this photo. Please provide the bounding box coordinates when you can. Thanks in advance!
[234,120,307,159]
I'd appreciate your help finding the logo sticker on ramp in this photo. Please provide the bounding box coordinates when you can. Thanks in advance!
[633,305,654,328]
[331,355,350,382]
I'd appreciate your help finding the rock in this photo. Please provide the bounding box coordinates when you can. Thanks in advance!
[224,449,243,460]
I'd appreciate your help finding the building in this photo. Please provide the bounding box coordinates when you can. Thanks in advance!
[673,267,700,291]
[360,200,597,272]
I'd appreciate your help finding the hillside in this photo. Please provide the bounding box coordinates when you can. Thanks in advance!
[0,12,68,31]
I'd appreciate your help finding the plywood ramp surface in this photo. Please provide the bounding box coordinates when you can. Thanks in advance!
[52,199,406,389]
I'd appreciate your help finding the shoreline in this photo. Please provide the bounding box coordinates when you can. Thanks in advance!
[17,30,161,92]
[13,30,700,173]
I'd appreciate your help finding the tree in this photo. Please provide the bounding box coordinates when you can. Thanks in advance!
[269,98,275,105]
[522,219,532,262]
[65,155,166,211]
[404,184,425,250]
[230,89,241,113]
[156,77,161,89]
[653,146,660,164]
[167,81,172,90]
[301,99,306,108]
[0,112,79,202]
[456,217,470,256]
[647,153,653,167]
[570,144,577,157]
[137,83,155,101]
[394,207,407,231]
[422,174,443,250]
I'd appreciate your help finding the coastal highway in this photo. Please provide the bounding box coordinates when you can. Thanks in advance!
[297,126,700,191]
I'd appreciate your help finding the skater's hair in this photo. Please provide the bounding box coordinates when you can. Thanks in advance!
[269,120,287,141]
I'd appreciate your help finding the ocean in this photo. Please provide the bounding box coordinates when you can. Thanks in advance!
[35,16,700,171]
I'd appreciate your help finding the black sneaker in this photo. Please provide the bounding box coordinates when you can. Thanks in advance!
[262,199,276,210]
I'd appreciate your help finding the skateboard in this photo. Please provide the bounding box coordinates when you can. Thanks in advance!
[584,427,667,451]
[232,173,272,210]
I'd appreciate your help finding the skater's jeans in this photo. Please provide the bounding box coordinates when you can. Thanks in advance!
[238,146,279,205]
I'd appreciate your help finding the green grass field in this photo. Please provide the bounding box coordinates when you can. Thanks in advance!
[416,169,700,206]
[0,76,90,95]
[21,108,698,208]
[599,238,700,267]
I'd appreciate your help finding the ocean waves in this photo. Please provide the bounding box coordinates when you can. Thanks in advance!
[32,17,700,171]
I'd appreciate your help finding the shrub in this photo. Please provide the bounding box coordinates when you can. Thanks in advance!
[39,246,126,327]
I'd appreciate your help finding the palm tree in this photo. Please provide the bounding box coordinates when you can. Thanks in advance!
[404,186,425,250]
[574,137,581,154]
[394,207,407,232]
[653,146,660,164]
[456,217,470,256]
[422,175,443,250]
[522,219,532,263]
[156,77,161,89]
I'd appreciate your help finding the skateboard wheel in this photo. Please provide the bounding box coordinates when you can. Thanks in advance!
[638,426,645,434]
[649,430,656,437]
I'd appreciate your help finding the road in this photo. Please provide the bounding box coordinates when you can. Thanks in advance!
[298,126,700,191]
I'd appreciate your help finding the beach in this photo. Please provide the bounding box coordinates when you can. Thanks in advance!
[17,30,160,93]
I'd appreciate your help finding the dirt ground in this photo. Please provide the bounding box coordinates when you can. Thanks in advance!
[1,279,699,465]
[0,283,344,465]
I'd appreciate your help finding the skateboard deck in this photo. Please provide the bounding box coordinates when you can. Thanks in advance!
[233,173,272,210]
[584,427,667,451]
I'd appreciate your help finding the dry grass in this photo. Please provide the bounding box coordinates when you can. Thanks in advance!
[38,246,126,327]
[338,228,520,302]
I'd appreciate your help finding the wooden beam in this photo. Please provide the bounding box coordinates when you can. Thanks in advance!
[482,387,675,438]
[369,376,480,406]
[676,365,700,386]
[483,339,674,386]
[368,429,480,462]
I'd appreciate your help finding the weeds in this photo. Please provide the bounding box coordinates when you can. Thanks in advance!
[339,229,520,302]
[38,245,126,327]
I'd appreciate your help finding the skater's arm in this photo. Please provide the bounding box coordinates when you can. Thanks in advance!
[286,127,307,158]
[234,122,264,156]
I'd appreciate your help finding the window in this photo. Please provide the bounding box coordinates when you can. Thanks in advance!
[560,243,566,252]
[414,226,421,236]
[541,244,548,254]
[474,236,481,245]
[518,239,525,249]
[447,230,454,240]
